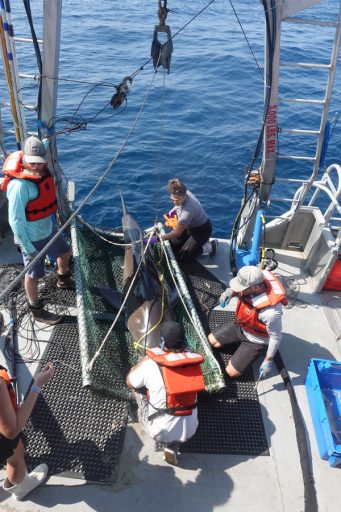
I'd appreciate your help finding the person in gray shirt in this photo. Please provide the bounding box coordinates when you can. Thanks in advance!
[162,178,216,263]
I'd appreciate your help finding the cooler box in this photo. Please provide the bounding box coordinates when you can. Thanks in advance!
[305,358,341,467]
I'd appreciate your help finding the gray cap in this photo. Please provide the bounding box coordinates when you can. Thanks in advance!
[23,136,47,164]
[229,266,263,292]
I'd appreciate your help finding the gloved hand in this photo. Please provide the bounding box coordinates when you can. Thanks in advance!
[163,214,178,230]
[167,207,177,218]
[259,359,272,376]
[219,288,233,308]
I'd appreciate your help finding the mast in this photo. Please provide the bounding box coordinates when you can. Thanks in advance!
[259,0,322,203]
[233,0,323,267]
[258,0,281,204]
[40,0,69,220]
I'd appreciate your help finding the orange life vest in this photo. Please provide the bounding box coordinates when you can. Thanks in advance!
[236,270,287,337]
[146,347,205,419]
[1,150,58,221]
[0,365,17,411]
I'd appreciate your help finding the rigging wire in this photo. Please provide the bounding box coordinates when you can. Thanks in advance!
[228,0,264,82]
[0,267,69,366]
[0,63,160,304]
[22,0,43,127]
[9,0,276,280]
[15,0,267,148]
[47,82,116,137]
[229,0,276,271]
[86,231,157,370]
[155,69,166,224]
[159,236,220,363]
[16,1,224,139]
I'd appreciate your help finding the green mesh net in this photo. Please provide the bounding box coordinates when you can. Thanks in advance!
[72,218,224,399]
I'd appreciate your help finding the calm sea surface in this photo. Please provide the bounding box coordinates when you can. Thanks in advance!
[6,0,341,237]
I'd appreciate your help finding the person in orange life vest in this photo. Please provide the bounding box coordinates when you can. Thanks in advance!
[0,362,55,501]
[126,321,204,447]
[208,265,286,378]
[161,179,217,263]
[2,136,74,325]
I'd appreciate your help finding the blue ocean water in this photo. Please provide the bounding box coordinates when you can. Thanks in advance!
[7,0,341,237]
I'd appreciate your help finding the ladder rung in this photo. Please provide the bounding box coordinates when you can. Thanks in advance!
[19,73,40,80]
[269,198,300,203]
[330,217,341,222]
[280,61,330,70]
[277,155,316,161]
[14,37,43,44]
[285,18,338,28]
[265,215,290,219]
[276,178,310,183]
[279,128,320,135]
[23,104,37,111]
[278,97,325,105]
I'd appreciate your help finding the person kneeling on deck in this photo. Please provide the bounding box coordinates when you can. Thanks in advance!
[1,136,75,325]
[161,178,217,263]
[0,362,55,501]
[126,320,205,465]
[208,266,287,379]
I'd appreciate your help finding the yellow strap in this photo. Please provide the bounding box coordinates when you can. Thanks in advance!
[133,249,166,351]
[133,276,165,350]
[260,213,266,268]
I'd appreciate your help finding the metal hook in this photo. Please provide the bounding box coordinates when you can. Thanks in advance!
[158,0,169,27]
[110,76,133,109]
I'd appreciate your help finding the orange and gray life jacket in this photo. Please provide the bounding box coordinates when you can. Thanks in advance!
[235,270,287,337]
[146,347,205,420]
[1,150,58,221]
[0,365,17,411]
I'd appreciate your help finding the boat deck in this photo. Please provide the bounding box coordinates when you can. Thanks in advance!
[0,239,340,512]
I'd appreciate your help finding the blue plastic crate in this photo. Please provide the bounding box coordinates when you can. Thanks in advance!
[305,358,341,468]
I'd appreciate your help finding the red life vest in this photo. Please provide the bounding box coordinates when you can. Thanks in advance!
[0,365,17,411]
[236,270,287,337]
[1,150,58,221]
[146,347,205,418]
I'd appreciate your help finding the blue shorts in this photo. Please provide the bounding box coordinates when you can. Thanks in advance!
[22,229,71,279]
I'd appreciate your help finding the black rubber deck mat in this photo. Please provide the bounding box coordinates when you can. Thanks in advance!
[23,317,128,482]
[179,261,269,456]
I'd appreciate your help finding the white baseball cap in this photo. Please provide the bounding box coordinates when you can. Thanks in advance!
[23,136,47,164]
[229,266,264,292]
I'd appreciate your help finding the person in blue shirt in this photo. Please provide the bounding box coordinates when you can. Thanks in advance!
[4,136,74,325]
